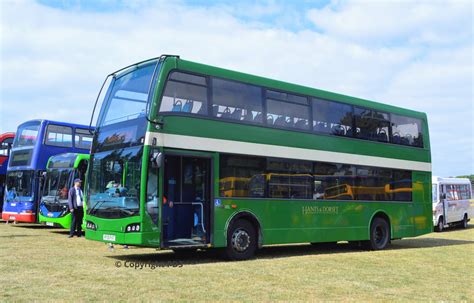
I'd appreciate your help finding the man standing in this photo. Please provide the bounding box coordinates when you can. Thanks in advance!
[68,178,84,238]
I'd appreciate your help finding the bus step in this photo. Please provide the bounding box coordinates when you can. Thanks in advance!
[168,244,208,249]
[166,238,208,249]
[166,238,206,245]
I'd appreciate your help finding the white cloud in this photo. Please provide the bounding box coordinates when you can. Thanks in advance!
[0,0,472,176]
[307,0,473,46]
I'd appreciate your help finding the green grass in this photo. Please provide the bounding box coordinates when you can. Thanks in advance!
[0,222,473,302]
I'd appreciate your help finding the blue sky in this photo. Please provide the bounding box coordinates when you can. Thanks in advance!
[1,0,473,177]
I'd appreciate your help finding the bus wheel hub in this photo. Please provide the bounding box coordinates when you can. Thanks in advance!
[375,226,385,244]
[232,229,250,252]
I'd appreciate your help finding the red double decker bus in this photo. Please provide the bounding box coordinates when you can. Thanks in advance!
[0,132,15,213]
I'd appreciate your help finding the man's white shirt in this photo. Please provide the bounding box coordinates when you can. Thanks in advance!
[75,187,83,207]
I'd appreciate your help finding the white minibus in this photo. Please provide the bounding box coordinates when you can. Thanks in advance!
[432,176,473,231]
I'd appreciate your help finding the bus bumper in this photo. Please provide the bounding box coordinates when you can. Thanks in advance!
[2,212,36,223]
[85,229,147,246]
[38,213,72,229]
[85,217,161,247]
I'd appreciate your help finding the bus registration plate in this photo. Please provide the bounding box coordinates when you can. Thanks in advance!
[46,222,54,226]
[103,234,116,241]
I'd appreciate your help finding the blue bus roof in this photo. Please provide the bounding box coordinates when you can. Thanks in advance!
[16,119,94,130]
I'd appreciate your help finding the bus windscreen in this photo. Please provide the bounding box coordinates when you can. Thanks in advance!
[5,170,34,200]
[43,169,71,200]
[99,61,157,127]
[13,121,41,147]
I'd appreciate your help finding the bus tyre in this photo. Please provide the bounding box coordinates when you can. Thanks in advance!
[436,217,444,232]
[367,217,390,250]
[225,219,257,261]
[461,214,468,229]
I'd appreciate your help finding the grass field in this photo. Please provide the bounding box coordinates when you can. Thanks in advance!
[0,222,473,302]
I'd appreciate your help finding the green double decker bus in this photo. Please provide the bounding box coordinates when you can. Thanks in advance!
[39,153,89,229]
[85,55,431,260]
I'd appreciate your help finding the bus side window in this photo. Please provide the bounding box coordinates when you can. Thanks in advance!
[463,184,472,199]
[160,72,208,116]
[446,184,457,200]
[432,184,438,203]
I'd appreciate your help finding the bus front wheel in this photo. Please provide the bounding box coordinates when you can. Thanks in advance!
[367,217,390,250]
[436,217,444,232]
[224,219,257,261]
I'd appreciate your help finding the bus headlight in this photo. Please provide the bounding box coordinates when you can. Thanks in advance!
[125,223,140,233]
[86,221,97,230]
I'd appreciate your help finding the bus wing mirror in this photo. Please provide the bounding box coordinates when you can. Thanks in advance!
[441,193,447,200]
[151,152,163,168]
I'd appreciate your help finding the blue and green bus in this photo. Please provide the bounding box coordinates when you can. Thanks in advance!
[39,153,90,228]
[85,55,431,260]
[2,120,93,223]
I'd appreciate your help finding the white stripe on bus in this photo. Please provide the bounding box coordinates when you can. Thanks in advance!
[144,132,432,172]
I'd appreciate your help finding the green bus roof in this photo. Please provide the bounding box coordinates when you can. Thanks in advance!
[47,153,90,169]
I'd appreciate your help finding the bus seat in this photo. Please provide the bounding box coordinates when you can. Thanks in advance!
[274,116,286,126]
[231,108,242,120]
[243,110,254,122]
[355,128,361,137]
[332,124,345,135]
[295,119,307,129]
[392,133,401,144]
[182,100,194,113]
[172,100,182,112]
[253,112,262,122]
[221,107,232,119]
[378,132,388,142]
[266,114,274,125]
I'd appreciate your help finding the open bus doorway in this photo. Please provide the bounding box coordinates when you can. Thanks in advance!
[162,154,211,248]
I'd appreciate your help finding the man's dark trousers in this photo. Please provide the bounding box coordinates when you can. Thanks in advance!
[70,207,84,236]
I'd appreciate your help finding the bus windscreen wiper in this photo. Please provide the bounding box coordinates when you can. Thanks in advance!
[88,200,113,215]
[102,207,136,216]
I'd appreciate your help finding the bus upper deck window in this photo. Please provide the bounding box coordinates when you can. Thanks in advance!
[160,72,208,115]
[391,114,423,148]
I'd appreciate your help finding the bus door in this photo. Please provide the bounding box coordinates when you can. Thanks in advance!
[34,170,46,221]
[162,154,211,247]
[440,185,449,223]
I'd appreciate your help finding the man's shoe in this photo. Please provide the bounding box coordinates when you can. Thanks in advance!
[68,235,74,238]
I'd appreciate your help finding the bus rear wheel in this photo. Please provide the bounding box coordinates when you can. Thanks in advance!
[461,214,468,229]
[367,217,390,250]
[224,219,257,261]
